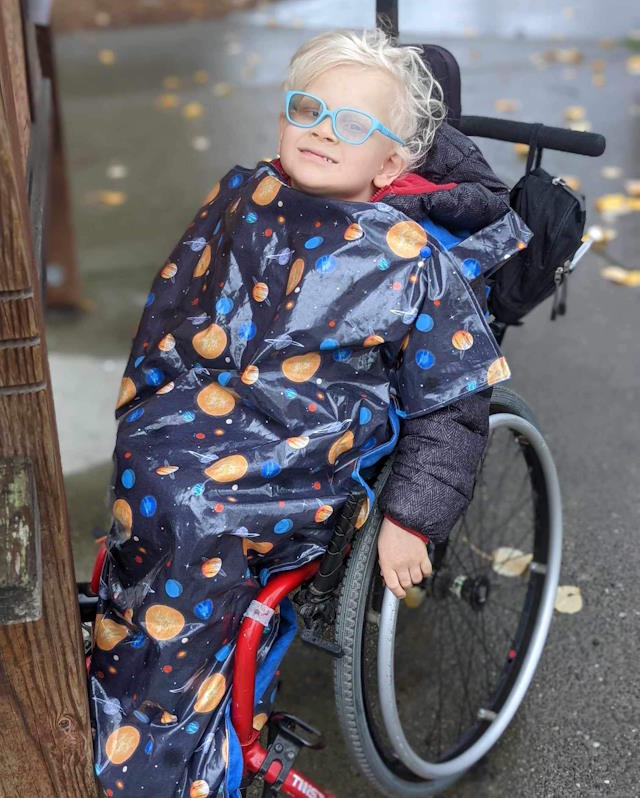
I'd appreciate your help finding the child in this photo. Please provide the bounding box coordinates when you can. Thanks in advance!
[89,28,529,798]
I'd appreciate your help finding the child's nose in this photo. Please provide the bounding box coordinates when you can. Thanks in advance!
[313,115,337,141]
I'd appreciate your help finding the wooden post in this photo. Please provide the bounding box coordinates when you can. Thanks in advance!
[0,1,99,794]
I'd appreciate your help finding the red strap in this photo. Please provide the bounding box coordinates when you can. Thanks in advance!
[383,512,430,543]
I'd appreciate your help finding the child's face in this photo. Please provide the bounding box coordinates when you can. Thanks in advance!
[278,64,407,202]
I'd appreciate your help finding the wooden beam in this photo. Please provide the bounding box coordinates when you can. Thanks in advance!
[0,8,99,795]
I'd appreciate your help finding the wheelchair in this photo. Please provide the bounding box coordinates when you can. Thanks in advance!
[77,21,605,798]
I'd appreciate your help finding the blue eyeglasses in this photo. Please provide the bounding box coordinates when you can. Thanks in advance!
[284,90,405,146]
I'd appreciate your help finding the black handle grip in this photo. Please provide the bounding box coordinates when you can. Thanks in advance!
[455,115,606,157]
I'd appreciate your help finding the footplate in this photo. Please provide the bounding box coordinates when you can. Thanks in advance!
[258,712,325,797]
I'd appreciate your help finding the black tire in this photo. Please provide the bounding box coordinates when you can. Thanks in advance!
[333,388,557,797]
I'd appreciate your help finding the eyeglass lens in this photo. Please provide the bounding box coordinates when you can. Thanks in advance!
[288,93,373,143]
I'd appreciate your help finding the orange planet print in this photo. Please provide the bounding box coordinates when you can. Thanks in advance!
[222,734,228,765]
[161,711,178,724]
[452,330,474,351]
[158,333,176,352]
[286,258,305,294]
[286,435,309,449]
[113,498,132,531]
[190,781,210,798]
[201,557,222,577]
[105,726,141,765]
[95,618,128,651]
[161,262,177,279]
[193,244,212,277]
[203,182,220,204]
[116,377,136,409]
[314,504,334,523]
[487,356,511,385]
[386,220,427,258]
[344,223,364,241]
[401,333,410,351]
[355,496,370,529]
[192,324,227,359]
[328,430,354,465]
[156,465,179,476]
[251,175,281,206]
[363,334,384,347]
[204,454,248,482]
[194,672,226,713]
[145,604,185,641]
[242,539,274,556]
[241,365,260,385]
[253,713,268,731]
[157,380,175,395]
[252,282,269,302]
[282,352,321,383]
[197,383,236,416]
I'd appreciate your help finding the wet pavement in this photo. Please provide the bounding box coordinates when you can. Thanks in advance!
[48,3,639,796]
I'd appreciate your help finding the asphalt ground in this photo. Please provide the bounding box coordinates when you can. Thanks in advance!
[47,6,639,796]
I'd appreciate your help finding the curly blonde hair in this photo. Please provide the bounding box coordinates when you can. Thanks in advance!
[283,28,447,171]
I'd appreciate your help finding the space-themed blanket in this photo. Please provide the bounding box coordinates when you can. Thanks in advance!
[89,161,531,797]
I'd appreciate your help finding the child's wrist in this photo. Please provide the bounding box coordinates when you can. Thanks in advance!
[383,512,430,543]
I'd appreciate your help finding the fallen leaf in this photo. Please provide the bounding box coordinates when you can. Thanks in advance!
[106,162,128,180]
[193,69,209,84]
[559,175,581,190]
[403,586,426,608]
[585,225,617,247]
[595,194,640,215]
[155,94,180,110]
[514,143,530,158]
[191,136,211,151]
[182,101,204,119]
[567,120,592,132]
[492,547,533,577]
[163,75,181,90]
[544,47,583,64]
[601,165,622,179]
[625,179,640,197]
[626,55,640,75]
[213,82,235,97]
[563,105,585,121]
[599,37,615,50]
[554,585,583,614]
[98,49,116,65]
[592,74,607,88]
[591,58,606,73]
[495,98,521,113]
[600,266,640,287]
[98,190,127,207]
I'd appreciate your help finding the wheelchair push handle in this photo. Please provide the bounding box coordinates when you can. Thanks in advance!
[456,115,606,157]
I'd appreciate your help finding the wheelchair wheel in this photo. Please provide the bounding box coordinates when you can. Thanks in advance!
[333,387,562,797]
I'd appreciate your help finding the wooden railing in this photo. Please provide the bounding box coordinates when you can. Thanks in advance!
[0,1,98,793]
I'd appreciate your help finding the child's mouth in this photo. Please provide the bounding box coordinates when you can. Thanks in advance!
[299,148,336,164]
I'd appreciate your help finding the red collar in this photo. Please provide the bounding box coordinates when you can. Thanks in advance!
[269,157,456,202]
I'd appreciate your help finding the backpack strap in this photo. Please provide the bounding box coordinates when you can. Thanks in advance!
[525,124,544,174]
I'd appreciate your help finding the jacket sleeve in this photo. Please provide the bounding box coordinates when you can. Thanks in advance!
[376,386,492,543]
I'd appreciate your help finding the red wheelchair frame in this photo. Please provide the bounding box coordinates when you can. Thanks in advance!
[89,545,337,798]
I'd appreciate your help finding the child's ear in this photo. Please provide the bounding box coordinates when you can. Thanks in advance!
[373,149,408,189]
[278,112,286,151]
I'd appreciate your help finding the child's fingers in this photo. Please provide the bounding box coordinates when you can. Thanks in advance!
[397,568,412,590]
[382,568,406,599]
[420,557,433,577]
[409,565,423,585]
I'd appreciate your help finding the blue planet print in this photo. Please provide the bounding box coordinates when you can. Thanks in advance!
[192,483,204,496]
[415,349,435,369]
[315,254,337,274]
[377,256,390,270]
[133,710,150,724]
[194,599,213,620]
[274,518,293,534]
[237,321,257,340]
[185,721,200,735]
[165,579,183,598]
[215,643,233,662]
[466,380,478,391]
[278,248,292,265]
[333,348,351,362]
[144,292,155,307]
[140,495,157,517]
[121,469,136,489]
[360,436,377,451]
[359,406,372,424]
[284,388,297,399]
[420,245,432,259]
[144,739,154,756]
[218,371,232,386]
[126,407,144,422]
[182,411,196,422]
[134,355,145,368]
[261,460,281,478]
[462,258,481,280]
[216,297,233,314]
[304,236,323,250]
[228,173,243,188]
[416,313,434,333]
[187,237,206,252]
[131,631,146,649]
[320,338,339,350]
[145,368,164,387]
[246,211,258,223]
[103,699,121,716]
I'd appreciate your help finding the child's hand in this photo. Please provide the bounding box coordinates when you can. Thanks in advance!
[377,517,432,599]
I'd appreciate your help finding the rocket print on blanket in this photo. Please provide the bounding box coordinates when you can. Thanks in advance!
[89,161,530,797]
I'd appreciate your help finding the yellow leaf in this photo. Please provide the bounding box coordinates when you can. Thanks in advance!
[559,175,581,191]
[98,190,127,207]
[600,267,640,287]
[554,585,583,614]
[494,98,521,113]
[98,49,116,65]
[594,194,634,215]
[403,586,426,608]
[599,37,615,50]
[626,55,640,76]
[563,105,585,121]
[567,120,592,132]
[155,94,180,110]
[591,58,606,73]
[592,74,607,88]
[182,101,204,119]
[625,179,640,197]
[492,547,532,577]
[163,75,181,90]
[213,82,235,97]
[193,69,209,84]
[514,143,530,158]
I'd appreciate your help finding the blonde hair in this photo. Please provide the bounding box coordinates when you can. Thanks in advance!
[283,28,447,171]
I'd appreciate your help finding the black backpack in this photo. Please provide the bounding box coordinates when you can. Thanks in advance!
[488,125,587,325]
